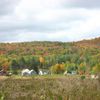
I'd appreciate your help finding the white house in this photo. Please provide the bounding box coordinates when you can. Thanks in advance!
[91,74,99,79]
[39,70,48,75]
[21,69,36,76]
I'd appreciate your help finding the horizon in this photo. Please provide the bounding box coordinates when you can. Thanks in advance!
[0,0,100,42]
[0,36,99,44]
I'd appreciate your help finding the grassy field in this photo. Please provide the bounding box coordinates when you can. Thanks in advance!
[0,75,100,100]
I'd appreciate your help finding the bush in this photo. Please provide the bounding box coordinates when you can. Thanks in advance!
[80,75,86,80]
[11,69,18,75]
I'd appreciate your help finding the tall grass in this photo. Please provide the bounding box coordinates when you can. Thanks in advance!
[0,76,100,100]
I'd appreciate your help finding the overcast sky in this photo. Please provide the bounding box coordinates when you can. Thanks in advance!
[0,0,100,42]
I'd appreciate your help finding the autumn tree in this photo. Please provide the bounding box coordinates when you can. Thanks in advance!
[39,56,45,69]
[0,57,11,72]
[2,60,11,72]
[92,63,100,74]
[50,63,65,74]
[78,62,86,75]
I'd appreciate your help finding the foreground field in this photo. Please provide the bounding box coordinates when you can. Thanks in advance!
[0,75,100,100]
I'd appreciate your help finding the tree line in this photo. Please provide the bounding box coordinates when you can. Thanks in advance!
[0,38,100,75]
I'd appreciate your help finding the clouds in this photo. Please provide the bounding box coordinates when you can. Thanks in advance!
[0,0,20,15]
[0,0,100,42]
[66,0,100,8]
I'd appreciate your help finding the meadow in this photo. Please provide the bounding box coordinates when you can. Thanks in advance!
[0,75,100,100]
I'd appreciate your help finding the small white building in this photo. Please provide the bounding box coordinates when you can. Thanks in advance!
[39,70,48,75]
[64,71,67,75]
[64,70,77,75]
[71,71,77,75]
[91,74,99,79]
[21,69,36,76]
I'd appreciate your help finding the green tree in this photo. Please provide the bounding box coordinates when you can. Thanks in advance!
[10,59,19,74]
[30,57,39,74]
[19,57,26,69]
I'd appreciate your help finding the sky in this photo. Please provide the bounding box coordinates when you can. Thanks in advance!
[0,0,100,42]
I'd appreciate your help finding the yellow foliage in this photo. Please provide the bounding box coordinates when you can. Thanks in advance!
[39,56,45,64]
[80,63,84,67]
[92,66,97,72]
[51,63,65,74]
[79,62,86,68]
[92,64,100,73]
[59,64,65,71]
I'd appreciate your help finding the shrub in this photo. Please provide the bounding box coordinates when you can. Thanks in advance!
[80,75,86,80]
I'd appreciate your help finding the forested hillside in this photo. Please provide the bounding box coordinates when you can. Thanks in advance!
[0,37,100,74]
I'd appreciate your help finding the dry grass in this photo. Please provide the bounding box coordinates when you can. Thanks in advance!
[0,75,100,100]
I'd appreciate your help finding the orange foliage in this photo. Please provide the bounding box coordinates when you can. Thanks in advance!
[2,61,11,71]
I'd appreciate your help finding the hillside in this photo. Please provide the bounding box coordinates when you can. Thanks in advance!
[0,37,100,56]
[0,37,100,74]
[0,41,72,56]
[75,37,100,48]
